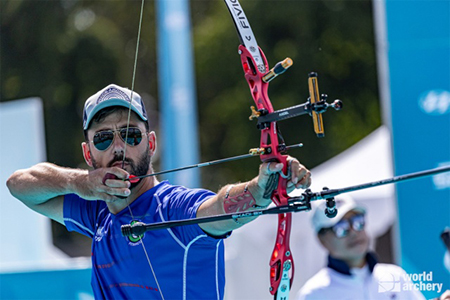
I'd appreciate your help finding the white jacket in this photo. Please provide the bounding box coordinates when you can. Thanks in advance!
[296,254,426,300]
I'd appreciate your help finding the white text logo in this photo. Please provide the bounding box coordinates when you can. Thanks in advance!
[378,271,443,294]
[419,89,450,115]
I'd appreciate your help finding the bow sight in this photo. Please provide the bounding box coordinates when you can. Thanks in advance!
[248,70,343,135]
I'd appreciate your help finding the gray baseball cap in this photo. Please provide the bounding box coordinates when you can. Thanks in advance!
[83,84,148,130]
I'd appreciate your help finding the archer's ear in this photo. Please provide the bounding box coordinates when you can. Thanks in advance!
[148,131,157,155]
[81,142,94,167]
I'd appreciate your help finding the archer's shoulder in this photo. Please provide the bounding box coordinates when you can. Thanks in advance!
[153,181,215,201]
[155,181,214,195]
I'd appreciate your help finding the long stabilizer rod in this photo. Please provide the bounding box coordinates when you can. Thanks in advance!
[309,164,450,200]
[121,165,450,236]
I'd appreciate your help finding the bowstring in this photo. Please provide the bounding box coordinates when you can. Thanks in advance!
[122,0,165,299]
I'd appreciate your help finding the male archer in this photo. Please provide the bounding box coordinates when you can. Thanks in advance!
[7,84,311,299]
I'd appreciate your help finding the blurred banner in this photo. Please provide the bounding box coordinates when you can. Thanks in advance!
[0,98,65,266]
[0,268,93,299]
[376,0,450,298]
[0,98,93,298]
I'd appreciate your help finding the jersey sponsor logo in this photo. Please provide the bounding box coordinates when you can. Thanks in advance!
[95,217,112,242]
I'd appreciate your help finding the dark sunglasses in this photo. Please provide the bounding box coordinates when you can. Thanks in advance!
[92,127,144,151]
[324,214,365,238]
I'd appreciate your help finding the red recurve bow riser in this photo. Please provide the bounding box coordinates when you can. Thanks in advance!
[238,44,294,296]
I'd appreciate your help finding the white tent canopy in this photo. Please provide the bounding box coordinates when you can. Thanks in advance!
[224,125,396,300]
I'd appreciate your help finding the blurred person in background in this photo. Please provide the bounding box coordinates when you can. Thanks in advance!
[296,195,426,300]
[7,84,312,300]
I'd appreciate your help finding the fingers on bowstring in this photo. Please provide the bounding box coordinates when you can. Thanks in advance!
[102,167,131,188]
[108,167,130,180]
[99,168,131,200]
[105,178,131,188]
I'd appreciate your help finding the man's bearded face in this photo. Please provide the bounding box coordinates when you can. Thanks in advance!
[92,143,151,189]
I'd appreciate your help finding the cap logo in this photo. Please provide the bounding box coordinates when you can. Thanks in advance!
[97,87,131,104]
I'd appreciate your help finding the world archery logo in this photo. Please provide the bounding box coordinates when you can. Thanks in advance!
[127,220,144,244]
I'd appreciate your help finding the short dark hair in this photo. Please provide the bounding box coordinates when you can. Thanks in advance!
[83,106,149,141]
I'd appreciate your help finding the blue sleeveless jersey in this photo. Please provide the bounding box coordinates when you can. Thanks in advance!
[63,181,227,300]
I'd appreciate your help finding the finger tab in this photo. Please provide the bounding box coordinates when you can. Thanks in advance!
[103,173,118,185]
